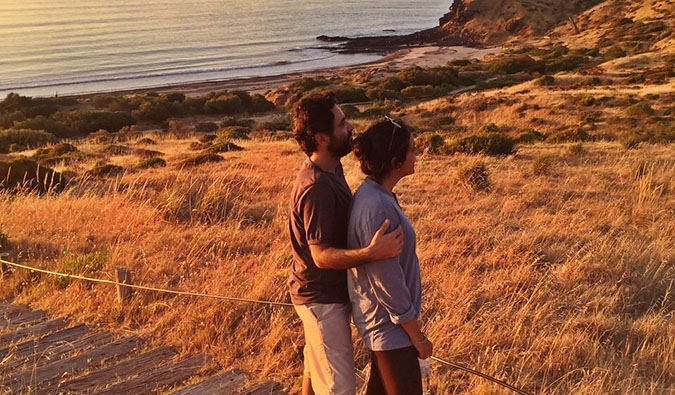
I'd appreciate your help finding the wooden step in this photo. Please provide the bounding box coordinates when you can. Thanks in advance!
[0,318,67,348]
[237,381,285,395]
[95,353,212,395]
[0,304,30,319]
[0,323,88,361]
[3,336,142,393]
[169,368,248,395]
[55,346,178,394]
[0,309,46,330]
[0,330,113,376]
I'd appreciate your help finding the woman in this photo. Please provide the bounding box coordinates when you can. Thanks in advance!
[347,118,432,395]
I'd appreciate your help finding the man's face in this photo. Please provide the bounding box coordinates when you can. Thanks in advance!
[327,105,353,158]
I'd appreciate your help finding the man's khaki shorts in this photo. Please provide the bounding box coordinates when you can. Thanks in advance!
[294,302,356,395]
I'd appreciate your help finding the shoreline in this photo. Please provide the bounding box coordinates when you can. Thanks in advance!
[75,45,501,99]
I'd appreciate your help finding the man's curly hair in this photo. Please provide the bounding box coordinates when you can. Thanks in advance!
[291,92,336,156]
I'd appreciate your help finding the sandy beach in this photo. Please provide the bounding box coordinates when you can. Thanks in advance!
[103,45,500,98]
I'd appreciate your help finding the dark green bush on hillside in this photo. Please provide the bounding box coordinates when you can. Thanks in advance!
[195,122,219,133]
[204,94,244,115]
[54,110,136,135]
[0,129,56,153]
[0,158,66,193]
[446,133,516,156]
[133,97,185,122]
[545,55,588,73]
[415,133,446,154]
[340,104,361,118]
[164,92,186,103]
[489,55,544,74]
[603,46,626,61]
[624,102,654,117]
[518,129,546,143]
[217,126,251,140]
[14,116,73,138]
[366,88,402,101]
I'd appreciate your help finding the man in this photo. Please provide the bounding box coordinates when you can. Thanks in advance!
[289,92,404,395]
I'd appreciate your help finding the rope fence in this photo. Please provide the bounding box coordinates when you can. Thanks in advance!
[0,256,531,395]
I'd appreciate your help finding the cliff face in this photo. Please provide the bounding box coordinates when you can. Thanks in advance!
[434,0,608,45]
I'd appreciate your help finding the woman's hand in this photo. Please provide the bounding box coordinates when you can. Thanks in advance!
[413,337,433,360]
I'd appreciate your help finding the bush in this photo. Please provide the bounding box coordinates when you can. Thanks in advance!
[195,122,219,133]
[456,161,491,191]
[376,76,408,91]
[532,155,553,175]
[88,162,124,177]
[577,95,596,106]
[103,144,133,156]
[518,129,546,143]
[340,104,361,118]
[133,98,184,122]
[14,116,73,138]
[61,251,106,275]
[206,141,244,153]
[489,55,544,74]
[0,129,56,153]
[545,55,588,73]
[401,85,437,98]
[415,133,446,154]
[255,117,291,132]
[567,142,586,155]
[136,137,156,145]
[164,92,186,103]
[621,134,643,149]
[366,88,402,101]
[446,133,516,156]
[0,158,66,193]
[250,93,276,112]
[137,157,166,169]
[330,86,369,103]
[53,110,136,135]
[535,75,555,86]
[218,126,250,140]
[603,46,626,61]
[624,102,654,117]
[180,153,224,167]
[549,127,590,142]
[220,117,255,128]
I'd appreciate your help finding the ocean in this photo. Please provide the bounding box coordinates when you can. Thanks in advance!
[0,0,451,98]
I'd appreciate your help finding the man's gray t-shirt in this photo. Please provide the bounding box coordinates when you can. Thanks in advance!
[347,177,422,351]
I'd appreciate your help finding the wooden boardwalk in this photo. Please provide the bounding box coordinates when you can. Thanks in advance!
[0,299,285,394]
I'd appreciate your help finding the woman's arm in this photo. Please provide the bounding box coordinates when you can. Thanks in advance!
[400,318,433,359]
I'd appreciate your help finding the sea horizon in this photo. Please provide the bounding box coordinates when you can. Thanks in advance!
[0,0,451,98]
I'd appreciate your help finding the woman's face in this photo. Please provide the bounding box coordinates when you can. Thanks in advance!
[399,134,416,177]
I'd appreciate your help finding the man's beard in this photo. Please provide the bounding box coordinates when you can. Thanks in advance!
[327,131,352,158]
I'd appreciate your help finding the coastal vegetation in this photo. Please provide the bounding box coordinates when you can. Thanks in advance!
[0,0,673,393]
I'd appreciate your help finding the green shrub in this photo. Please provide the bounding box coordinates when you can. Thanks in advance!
[621,134,643,149]
[359,106,389,118]
[198,134,217,143]
[249,93,276,112]
[88,162,124,177]
[103,144,132,156]
[567,142,586,155]
[366,88,402,101]
[376,76,408,91]
[545,55,588,73]
[0,158,66,193]
[61,251,106,275]
[180,153,224,167]
[340,104,361,118]
[136,137,156,145]
[577,95,596,106]
[532,155,553,175]
[255,117,291,131]
[220,117,255,128]
[535,75,555,86]
[456,161,491,191]
[137,157,166,169]
[204,94,243,115]
[195,122,219,133]
[0,128,56,153]
[164,92,186,103]
[14,116,73,138]
[446,133,516,156]
[330,86,369,103]
[400,85,437,98]
[489,55,544,74]
[206,141,244,153]
[415,133,446,154]
[483,123,501,133]
[218,126,250,140]
[624,102,654,117]
[52,110,136,135]
[518,129,546,143]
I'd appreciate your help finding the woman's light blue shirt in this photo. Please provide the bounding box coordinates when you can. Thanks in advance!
[347,177,422,351]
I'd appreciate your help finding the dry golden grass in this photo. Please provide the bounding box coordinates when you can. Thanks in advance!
[1,133,673,393]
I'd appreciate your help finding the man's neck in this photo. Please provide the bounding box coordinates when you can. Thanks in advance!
[310,152,340,174]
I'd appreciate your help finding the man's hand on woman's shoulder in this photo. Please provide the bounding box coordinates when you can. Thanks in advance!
[367,219,403,261]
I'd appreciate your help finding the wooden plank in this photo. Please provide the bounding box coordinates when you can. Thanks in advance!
[0,323,88,361]
[0,309,46,330]
[4,336,141,393]
[56,346,177,394]
[0,318,67,348]
[0,304,31,319]
[95,353,212,395]
[169,369,248,395]
[0,329,111,377]
[237,381,285,395]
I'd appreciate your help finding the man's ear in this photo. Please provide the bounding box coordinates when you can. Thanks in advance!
[315,133,330,148]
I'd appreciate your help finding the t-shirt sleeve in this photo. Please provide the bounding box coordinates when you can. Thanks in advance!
[300,181,336,246]
[359,203,415,325]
